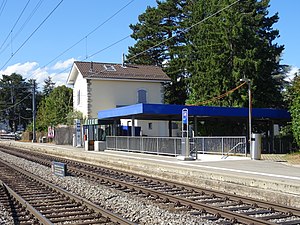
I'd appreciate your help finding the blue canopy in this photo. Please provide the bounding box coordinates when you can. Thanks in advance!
[98,103,290,121]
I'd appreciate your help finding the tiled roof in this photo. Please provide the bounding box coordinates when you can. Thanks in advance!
[74,61,171,81]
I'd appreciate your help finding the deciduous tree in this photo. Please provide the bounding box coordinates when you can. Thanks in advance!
[36,85,73,131]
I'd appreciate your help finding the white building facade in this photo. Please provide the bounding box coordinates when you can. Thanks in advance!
[67,61,171,137]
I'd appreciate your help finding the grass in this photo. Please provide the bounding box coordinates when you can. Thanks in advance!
[283,151,300,165]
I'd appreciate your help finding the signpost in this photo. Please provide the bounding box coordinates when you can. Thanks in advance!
[51,161,67,177]
[177,108,194,160]
[48,126,54,139]
[75,119,82,147]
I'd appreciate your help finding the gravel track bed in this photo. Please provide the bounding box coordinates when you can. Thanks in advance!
[0,151,216,225]
[0,201,14,225]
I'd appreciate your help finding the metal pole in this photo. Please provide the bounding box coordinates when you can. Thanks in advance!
[240,78,251,156]
[32,80,37,143]
[248,80,252,156]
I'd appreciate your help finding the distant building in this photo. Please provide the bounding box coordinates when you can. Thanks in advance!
[67,61,171,137]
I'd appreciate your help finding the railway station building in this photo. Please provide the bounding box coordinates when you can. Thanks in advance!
[67,61,291,155]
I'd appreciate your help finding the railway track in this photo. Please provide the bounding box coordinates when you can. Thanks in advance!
[0,157,135,225]
[1,144,300,225]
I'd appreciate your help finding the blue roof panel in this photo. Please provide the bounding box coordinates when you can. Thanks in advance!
[98,103,290,120]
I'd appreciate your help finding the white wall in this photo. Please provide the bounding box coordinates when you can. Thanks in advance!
[73,77,169,136]
[89,79,164,117]
[73,72,88,118]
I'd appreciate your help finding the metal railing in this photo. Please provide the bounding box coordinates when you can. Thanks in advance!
[0,134,17,140]
[106,136,182,156]
[191,136,247,156]
[106,136,246,157]
[221,142,246,159]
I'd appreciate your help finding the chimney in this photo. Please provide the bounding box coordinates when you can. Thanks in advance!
[122,53,126,68]
[89,61,93,72]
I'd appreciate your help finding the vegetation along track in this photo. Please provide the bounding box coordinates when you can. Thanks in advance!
[0,156,135,224]
[1,144,300,225]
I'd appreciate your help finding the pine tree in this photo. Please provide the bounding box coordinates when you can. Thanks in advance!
[185,0,285,108]
[0,73,32,132]
[127,0,189,104]
[42,76,56,97]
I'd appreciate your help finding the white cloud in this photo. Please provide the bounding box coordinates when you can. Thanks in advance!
[52,58,75,70]
[285,66,299,82]
[0,58,75,89]
[0,62,38,77]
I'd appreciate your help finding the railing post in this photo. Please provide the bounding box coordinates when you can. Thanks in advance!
[127,137,129,152]
[244,137,247,157]
[157,137,159,155]
[202,138,205,154]
[221,137,224,156]
[174,138,176,156]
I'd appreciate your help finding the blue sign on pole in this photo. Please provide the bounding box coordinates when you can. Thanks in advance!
[182,108,188,125]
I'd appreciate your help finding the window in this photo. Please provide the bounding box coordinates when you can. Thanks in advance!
[103,65,116,71]
[148,122,152,130]
[137,89,147,104]
[77,90,80,105]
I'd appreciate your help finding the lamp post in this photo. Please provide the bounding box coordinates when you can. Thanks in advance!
[240,78,251,155]
[32,80,37,143]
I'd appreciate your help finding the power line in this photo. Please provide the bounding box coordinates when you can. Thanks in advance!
[0,92,31,113]
[126,0,241,62]
[0,0,7,18]
[188,82,246,106]
[0,0,64,71]
[41,0,135,69]
[87,35,131,60]
[53,34,131,80]
[0,0,44,56]
[0,0,31,53]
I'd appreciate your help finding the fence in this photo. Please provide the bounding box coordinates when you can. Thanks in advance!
[0,133,17,140]
[106,136,246,156]
[191,136,247,156]
[54,126,75,145]
[106,136,182,156]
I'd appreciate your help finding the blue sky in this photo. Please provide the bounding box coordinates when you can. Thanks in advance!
[0,0,298,87]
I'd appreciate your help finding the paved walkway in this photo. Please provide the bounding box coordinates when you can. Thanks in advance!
[3,141,299,183]
[1,140,300,207]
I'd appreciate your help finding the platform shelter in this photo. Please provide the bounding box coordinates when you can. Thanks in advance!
[95,103,291,154]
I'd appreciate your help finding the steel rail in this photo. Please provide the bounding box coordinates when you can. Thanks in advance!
[1,145,299,224]
[0,158,136,225]
[0,180,53,225]
[70,166,276,225]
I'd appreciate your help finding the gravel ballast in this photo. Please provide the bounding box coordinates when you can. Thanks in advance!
[0,201,14,225]
[0,151,216,225]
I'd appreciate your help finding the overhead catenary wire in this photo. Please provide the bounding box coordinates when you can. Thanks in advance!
[41,0,135,69]
[0,92,32,113]
[126,0,241,62]
[0,0,44,56]
[0,0,7,18]
[0,0,31,53]
[188,81,247,106]
[57,1,241,78]
[54,34,132,79]
[0,0,64,71]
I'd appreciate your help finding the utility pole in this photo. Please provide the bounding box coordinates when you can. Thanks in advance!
[240,78,251,155]
[32,80,37,143]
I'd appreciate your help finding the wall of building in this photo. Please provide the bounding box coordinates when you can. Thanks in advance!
[89,79,164,117]
[73,72,89,118]
[120,119,169,137]
[88,79,167,136]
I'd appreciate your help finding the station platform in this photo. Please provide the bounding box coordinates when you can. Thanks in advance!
[1,140,299,208]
